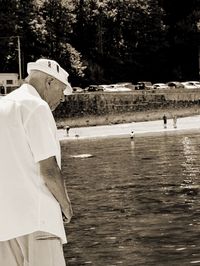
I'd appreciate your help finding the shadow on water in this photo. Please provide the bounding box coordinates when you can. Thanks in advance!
[61,133,200,266]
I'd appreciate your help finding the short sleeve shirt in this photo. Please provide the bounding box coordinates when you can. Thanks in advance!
[0,84,67,243]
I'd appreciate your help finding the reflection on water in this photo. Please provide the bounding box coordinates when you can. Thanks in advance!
[61,133,200,266]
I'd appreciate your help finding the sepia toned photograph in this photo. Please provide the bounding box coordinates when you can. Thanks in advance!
[0,0,200,265]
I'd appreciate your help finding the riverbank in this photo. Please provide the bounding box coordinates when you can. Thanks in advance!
[58,113,200,141]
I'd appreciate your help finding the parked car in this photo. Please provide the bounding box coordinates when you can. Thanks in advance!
[167,81,184,89]
[117,82,135,90]
[101,84,132,92]
[113,84,132,92]
[181,82,198,89]
[153,83,168,89]
[135,81,153,90]
[101,85,116,92]
[97,85,110,91]
[184,81,200,89]
[84,85,104,92]
[72,87,83,93]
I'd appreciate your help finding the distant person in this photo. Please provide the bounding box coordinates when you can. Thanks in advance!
[130,131,135,140]
[65,125,70,136]
[0,59,73,266]
[173,115,177,128]
[163,114,167,129]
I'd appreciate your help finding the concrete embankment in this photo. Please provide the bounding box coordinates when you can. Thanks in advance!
[54,89,200,120]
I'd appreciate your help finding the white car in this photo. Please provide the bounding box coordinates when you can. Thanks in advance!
[100,84,132,92]
[153,83,168,89]
[115,86,132,92]
[181,82,198,89]
[185,81,200,89]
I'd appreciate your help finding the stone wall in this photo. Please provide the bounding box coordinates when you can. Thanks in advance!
[54,89,200,118]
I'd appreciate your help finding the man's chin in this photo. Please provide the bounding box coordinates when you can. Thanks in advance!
[50,103,59,111]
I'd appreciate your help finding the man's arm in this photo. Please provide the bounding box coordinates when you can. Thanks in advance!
[39,156,73,223]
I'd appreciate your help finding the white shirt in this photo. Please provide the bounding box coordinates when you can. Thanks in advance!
[0,84,67,243]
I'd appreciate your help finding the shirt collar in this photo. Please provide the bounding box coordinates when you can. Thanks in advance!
[21,83,42,99]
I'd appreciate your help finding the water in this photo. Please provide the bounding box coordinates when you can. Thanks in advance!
[61,132,200,266]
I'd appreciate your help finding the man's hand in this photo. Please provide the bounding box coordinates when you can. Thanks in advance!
[39,156,73,223]
[62,201,73,223]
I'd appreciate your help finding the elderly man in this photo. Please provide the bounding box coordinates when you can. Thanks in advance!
[0,59,73,266]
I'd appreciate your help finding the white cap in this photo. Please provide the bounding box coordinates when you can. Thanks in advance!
[27,59,72,94]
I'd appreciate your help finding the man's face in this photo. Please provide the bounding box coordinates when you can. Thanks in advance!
[45,78,66,111]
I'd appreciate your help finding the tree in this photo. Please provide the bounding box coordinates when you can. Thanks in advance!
[38,0,86,83]
[160,0,200,80]
[0,0,199,84]
[14,0,40,77]
[0,0,19,72]
[72,0,167,83]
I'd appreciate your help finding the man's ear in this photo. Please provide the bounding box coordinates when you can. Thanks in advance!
[45,77,53,90]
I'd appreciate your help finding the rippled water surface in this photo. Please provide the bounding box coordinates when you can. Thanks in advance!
[61,133,200,266]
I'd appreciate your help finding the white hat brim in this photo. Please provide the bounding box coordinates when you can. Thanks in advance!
[27,62,73,94]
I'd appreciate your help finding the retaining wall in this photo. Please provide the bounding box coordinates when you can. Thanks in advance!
[54,89,200,118]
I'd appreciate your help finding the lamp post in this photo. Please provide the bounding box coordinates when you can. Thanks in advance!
[17,36,22,83]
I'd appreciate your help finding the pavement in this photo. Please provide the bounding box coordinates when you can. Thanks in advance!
[58,115,200,141]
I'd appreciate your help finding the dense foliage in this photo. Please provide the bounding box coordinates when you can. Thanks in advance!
[0,0,199,85]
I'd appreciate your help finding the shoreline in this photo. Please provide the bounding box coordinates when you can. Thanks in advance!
[58,114,200,141]
[56,107,200,129]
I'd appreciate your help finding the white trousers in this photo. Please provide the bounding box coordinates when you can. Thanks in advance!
[0,231,66,266]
